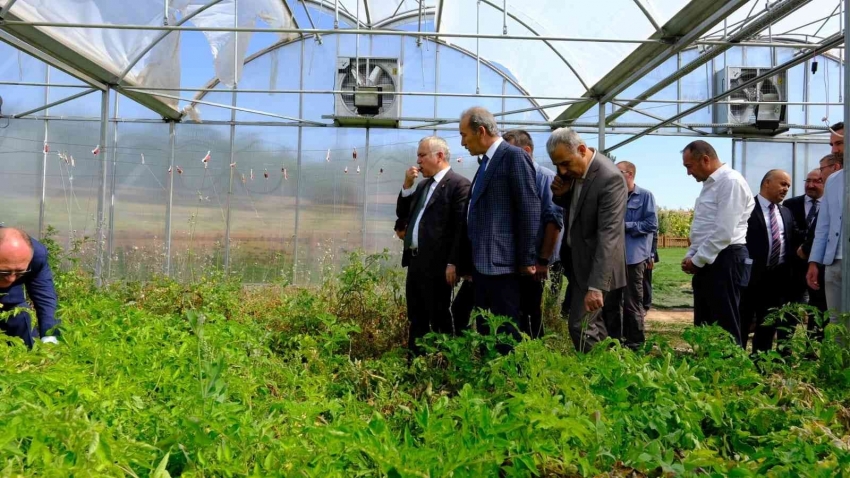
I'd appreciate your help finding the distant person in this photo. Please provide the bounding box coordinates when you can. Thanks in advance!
[603,161,657,349]
[784,167,826,342]
[643,231,659,312]
[740,170,795,353]
[460,107,541,353]
[548,127,627,352]
[681,140,755,347]
[0,227,60,348]
[808,121,846,335]
[395,136,471,355]
[502,129,564,339]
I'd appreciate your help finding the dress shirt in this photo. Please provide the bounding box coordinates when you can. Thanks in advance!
[687,164,755,268]
[467,137,504,221]
[481,137,503,172]
[533,162,564,263]
[804,195,817,219]
[566,149,596,248]
[624,184,658,265]
[401,166,451,250]
[756,194,786,265]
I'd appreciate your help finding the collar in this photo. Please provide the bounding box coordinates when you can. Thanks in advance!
[707,163,730,183]
[757,194,776,209]
[432,166,451,184]
[483,137,503,161]
[630,184,643,196]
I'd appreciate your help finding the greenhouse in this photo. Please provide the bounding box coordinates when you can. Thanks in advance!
[2,0,850,475]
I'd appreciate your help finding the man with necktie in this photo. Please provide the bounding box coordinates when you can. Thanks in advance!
[460,107,540,353]
[783,168,826,342]
[396,136,471,355]
[740,170,795,354]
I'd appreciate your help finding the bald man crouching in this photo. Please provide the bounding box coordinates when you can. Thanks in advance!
[0,227,59,348]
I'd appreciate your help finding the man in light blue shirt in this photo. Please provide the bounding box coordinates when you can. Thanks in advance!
[503,130,564,338]
[604,161,657,348]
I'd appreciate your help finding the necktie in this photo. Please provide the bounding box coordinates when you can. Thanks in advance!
[806,199,819,229]
[403,179,432,251]
[472,155,490,198]
[768,203,782,266]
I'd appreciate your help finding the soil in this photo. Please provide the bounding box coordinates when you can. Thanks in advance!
[646,308,692,325]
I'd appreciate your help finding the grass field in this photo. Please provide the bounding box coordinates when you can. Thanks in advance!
[651,247,693,309]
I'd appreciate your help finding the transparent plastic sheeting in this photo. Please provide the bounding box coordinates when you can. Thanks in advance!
[0,0,295,102]
[328,0,437,26]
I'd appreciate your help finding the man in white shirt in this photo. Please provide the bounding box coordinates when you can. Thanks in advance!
[395,136,471,355]
[681,140,755,347]
[808,121,846,336]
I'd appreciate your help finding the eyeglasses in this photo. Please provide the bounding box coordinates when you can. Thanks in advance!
[819,163,836,173]
[0,269,30,277]
[804,179,824,184]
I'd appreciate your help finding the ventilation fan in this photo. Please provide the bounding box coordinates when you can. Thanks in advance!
[714,66,788,135]
[334,57,400,128]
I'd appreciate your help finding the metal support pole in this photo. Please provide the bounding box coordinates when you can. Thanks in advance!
[107,93,120,280]
[433,41,439,134]
[791,140,797,197]
[165,121,176,276]
[475,0,480,95]
[293,38,305,284]
[741,139,747,178]
[362,128,370,248]
[224,0,238,272]
[842,0,850,314]
[598,102,606,152]
[416,0,423,47]
[13,88,97,118]
[502,0,507,35]
[334,0,338,29]
[38,67,49,239]
[501,79,507,132]
[677,52,682,134]
[95,87,110,287]
[731,138,737,170]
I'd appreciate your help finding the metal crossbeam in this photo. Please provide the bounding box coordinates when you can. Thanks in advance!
[12,87,97,118]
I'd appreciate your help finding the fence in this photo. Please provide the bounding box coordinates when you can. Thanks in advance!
[659,235,690,248]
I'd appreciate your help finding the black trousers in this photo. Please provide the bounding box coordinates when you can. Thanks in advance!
[741,264,793,354]
[518,275,544,339]
[603,262,647,348]
[643,264,653,312]
[405,259,454,355]
[0,305,34,348]
[472,269,522,354]
[692,245,751,347]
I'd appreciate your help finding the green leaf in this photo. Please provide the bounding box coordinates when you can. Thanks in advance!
[152,452,171,478]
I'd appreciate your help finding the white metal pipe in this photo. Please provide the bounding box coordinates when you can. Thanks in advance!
[106,93,120,280]
[224,0,238,272]
[0,0,18,18]
[165,121,175,276]
[13,88,97,118]
[598,102,605,151]
[334,0,339,29]
[502,0,507,35]
[475,0,480,95]
[293,38,305,285]
[0,81,88,88]
[95,87,110,287]
[38,66,49,239]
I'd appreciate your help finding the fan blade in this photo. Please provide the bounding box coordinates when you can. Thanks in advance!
[368,66,382,86]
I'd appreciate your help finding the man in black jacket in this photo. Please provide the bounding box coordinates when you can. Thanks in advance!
[396,136,471,355]
[741,169,795,353]
[783,168,826,342]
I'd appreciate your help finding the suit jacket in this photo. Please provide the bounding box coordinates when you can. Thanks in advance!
[810,169,845,266]
[466,141,541,275]
[783,194,814,296]
[0,235,60,337]
[554,151,627,292]
[396,168,471,272]
[744,198,795,287]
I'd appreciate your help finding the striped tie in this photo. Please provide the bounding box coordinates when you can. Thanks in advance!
[768,203,782,266]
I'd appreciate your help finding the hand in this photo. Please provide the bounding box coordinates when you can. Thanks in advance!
[681,257,699,275]
[584,290,603,312]
[806,262,820,290]
[403,166,420,189]
[41,336,58,344]
[534,263,550,281]
[445,264,458,286]
[551,175,571,197]
[395,228,406,240]
[520,265,536,276]
[797,245,807,260]
[645,259,655,271]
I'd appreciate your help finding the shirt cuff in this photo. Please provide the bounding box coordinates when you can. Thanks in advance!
[589,287,601,293]
[401,186,416,197]
[691,255,707,268]
[41,336,58,344]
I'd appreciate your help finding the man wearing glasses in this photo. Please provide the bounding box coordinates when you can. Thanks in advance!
[0,227,59,348]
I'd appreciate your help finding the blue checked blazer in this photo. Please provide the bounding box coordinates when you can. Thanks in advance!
[466,141,541,275]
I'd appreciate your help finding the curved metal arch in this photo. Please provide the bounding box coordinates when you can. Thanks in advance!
[187,11,548,120]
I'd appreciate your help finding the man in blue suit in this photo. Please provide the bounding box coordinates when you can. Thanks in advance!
[460,107,541,352]
[808,122,845,333]
[0,227,60,348]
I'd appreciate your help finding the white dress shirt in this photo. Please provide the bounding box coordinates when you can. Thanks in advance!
[687,164,755,268]
[400,166,451,249]
[756,194,786,265]
[566,149,597,248]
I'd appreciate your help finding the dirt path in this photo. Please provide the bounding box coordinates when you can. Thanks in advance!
[647,308,692,325]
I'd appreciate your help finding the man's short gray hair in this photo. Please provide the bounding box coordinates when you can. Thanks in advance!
[460,106,499,137]
[420,136,450,159]
[546,127,585,156]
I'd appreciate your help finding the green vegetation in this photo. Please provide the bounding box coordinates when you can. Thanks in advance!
[652,247,694,309]
[3,238,850,477]
[658,209,695,238]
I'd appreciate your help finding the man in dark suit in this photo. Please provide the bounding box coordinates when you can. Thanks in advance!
[460,107,541,353]
[0,227,60,348]
[783,168,826,342]
[395,136,471,355]
[548,128,627,352]
[740,169,795,354]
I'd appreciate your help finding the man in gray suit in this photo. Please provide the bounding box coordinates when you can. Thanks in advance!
[549,128,628,352]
